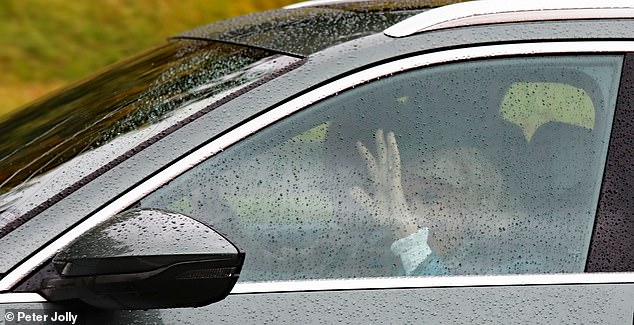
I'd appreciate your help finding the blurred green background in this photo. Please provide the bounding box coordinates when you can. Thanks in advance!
[0,0,301,117]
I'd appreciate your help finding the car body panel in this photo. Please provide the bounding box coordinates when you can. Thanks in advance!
[2,280,631,324]
[164,283,634,324]
[0,2,632,323]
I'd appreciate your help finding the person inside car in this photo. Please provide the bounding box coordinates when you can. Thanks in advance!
[351,129,504,276]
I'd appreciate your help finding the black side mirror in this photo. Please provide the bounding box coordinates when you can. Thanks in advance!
[39,209,244,310]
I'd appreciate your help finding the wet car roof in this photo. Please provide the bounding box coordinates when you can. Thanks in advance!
[174,1,462,57]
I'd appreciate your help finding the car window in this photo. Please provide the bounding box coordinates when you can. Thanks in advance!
[138,55,622,281]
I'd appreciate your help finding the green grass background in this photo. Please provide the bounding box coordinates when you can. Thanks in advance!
[0,0,300,116]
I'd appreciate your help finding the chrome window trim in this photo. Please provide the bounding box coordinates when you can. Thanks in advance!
[284,0,368,9]
[0,293,45,304]
[384,0,634,37]
[232,273,634,294]
[2,41,634,292]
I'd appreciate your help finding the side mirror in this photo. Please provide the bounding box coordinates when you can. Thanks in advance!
[39,209,244,310]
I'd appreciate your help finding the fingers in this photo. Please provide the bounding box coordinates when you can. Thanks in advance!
[375,129,387,170]
[386,131,408,207]
[356,129,405,200]
[387,131,402,185]
[353,129,412,226]
[356,140,378,186]
[369,129,391,203]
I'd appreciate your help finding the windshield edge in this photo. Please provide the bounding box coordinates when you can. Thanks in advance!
[0,57,306,239]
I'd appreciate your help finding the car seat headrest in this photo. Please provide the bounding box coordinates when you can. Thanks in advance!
[500,82,595,141]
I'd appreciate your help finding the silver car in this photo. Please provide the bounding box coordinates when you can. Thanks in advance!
[0,0,632,323]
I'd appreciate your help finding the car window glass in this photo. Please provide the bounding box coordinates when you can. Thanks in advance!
[139,55,622,281]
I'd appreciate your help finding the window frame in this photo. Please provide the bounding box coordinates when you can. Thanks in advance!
[587,52,634,272]
[2,41,634,299]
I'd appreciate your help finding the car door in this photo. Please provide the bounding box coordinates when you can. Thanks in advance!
[1,41,633,324]
[136,42,633,323]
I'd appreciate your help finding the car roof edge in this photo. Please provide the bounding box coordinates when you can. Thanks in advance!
[384,0,634,37]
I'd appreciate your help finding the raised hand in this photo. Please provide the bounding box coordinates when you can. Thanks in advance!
[350,129,417,236]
